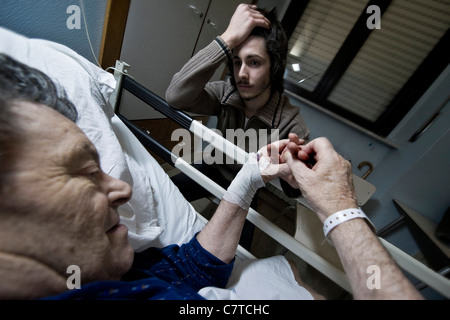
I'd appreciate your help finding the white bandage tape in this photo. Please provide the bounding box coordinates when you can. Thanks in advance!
[256,150,270,172]
[323,208,376,240]
[223,153,265,210]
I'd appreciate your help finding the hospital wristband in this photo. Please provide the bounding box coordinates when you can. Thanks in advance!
[323,208,375,240]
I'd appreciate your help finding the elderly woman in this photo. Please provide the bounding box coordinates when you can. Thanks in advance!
[0,54,310,299]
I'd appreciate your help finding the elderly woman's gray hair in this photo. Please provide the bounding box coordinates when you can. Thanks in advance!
[0,54,78,189]
[0,53,78,122]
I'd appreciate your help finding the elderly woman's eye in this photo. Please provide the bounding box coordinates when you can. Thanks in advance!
[89,170,101,177]
[84,170,103,183]
[81,164,102,179]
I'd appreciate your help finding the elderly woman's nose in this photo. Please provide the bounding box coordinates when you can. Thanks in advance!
[106,175,132,207]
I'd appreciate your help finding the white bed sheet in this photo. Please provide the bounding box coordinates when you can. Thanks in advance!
[0,27,314,299]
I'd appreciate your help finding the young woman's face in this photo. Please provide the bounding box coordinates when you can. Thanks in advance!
[2,101,134,283]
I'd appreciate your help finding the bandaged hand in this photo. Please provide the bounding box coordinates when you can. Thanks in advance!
[223,139,304,210]
[223,153,264,210]
[258,139,304,188]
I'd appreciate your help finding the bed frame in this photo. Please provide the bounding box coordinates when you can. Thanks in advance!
[109,62,450,299]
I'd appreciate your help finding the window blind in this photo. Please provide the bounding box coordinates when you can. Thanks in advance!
[328,0,450,122]
[286,0,369,92]
[285,0,450,124]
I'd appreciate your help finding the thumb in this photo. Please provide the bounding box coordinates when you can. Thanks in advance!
[283,148,311,185]
[268,143,280,165]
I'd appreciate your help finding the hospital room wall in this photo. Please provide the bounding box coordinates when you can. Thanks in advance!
[0,0,107,66]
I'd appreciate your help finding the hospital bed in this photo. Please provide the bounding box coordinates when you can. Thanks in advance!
[1,26,448,299]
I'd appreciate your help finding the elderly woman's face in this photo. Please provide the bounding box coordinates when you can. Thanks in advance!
[4,101,134,283]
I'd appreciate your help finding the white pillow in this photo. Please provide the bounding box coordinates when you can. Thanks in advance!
[0,27,115,117]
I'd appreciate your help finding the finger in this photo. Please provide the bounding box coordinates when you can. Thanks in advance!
[267,139,289,156]
[272,138,290,149]
[245,5,270,27]
[268,143,279,164]
[287,134,306,153]
[254,16,270,29]
[288,133,301,145]
[282,146,296,165]
[283,147,310,182]
[288,134,305,147]
[287,141,302,158]
[301,138,332,156]
[297,148,311,162]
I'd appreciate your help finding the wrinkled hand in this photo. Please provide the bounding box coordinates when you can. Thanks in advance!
[257,138,304,188]
[282,135,358,222]
[221,4,270,49]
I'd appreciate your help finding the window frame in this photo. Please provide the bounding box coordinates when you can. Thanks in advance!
[281,0,450,137]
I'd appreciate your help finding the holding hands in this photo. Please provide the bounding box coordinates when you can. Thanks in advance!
[257,138,303,188]
[259,134,358,223]
[258,136,424,300]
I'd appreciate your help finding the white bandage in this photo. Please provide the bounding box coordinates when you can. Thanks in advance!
[223,153,265,210]
[257,150,270,172]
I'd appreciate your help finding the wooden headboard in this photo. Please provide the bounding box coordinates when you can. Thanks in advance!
[99,0,131,70]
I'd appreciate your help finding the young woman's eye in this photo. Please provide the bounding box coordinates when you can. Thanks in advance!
[250,60,260,67]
